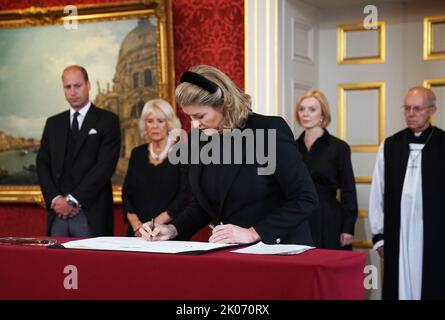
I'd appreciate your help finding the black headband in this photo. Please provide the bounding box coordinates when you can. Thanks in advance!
[180,71,221,95]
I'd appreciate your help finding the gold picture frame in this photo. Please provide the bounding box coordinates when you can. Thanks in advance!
[353,209,373,249]
[0,0,175,204]
[352,240,373,249]
[423,16,445,61]
[337,22,386,65]
[358,208,368,219]
[355,176,372,184]
[423,77,445,89]
[337,82,386,152]
[423,78,445,125]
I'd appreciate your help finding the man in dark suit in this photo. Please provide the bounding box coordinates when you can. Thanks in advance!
[37,65,121,237]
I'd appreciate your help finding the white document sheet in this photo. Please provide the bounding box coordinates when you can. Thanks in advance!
[231,241,314,255]
[61,237,236,254]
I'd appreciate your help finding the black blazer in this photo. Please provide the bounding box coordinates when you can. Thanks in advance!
[37,104,121,236]
[172,113,318,245]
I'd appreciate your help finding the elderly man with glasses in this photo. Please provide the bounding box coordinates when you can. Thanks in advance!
[369,86,445,300]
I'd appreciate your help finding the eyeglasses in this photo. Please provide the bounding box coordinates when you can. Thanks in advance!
[401,105,434,113]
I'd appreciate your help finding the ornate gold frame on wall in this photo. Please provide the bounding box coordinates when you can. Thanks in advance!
[0,0,175,204]
[337,82,386,153]
[337,22,386,65]
[424,16,445,61]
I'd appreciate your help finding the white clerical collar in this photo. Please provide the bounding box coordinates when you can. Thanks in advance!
[413,125,432,137]
[70,101,91,118]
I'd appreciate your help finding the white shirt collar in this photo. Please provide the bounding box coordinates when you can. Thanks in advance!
[70,102,91,130]
[70,101,91,118]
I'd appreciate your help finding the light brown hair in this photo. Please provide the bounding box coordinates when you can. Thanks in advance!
[176,65,252,130]
[295,89,332,128]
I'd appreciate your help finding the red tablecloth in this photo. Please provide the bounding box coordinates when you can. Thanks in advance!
[0,238,366,300]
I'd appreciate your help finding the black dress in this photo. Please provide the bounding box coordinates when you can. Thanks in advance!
[296,129,358,249]
[122,143,190,236]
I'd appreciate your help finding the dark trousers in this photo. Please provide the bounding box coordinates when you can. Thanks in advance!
[50,210,95,237]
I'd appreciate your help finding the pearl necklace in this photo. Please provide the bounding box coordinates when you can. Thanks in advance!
[148,140,172,161]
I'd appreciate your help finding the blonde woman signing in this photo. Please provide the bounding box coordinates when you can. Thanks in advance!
[295,90,358,250]
[122,99,190,237]
[140,65,318,245]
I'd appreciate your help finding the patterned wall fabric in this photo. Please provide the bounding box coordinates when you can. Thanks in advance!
[173,0,244,130]
[172,0,244,87]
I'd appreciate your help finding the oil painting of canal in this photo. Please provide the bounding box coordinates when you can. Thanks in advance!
[0,15,164,188]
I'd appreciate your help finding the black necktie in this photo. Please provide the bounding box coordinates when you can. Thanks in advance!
[72,112,80,137]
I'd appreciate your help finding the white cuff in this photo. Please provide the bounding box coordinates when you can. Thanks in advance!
[373,240,384,251]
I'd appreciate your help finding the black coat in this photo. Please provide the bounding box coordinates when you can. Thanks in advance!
[37,104,121,236]
[171,113,319,245]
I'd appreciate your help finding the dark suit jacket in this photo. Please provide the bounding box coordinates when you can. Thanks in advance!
[37,104,121,236]
[172,113,318,245]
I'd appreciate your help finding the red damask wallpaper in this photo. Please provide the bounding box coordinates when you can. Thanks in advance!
[0,0,244,236]
[172,0,244,86]
[173,0,244,130]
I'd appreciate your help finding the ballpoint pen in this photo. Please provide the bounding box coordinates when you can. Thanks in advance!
[150,218,155,239]
[209,221,223,229]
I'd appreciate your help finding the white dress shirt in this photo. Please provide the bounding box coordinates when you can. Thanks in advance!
[70,101,91,130]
